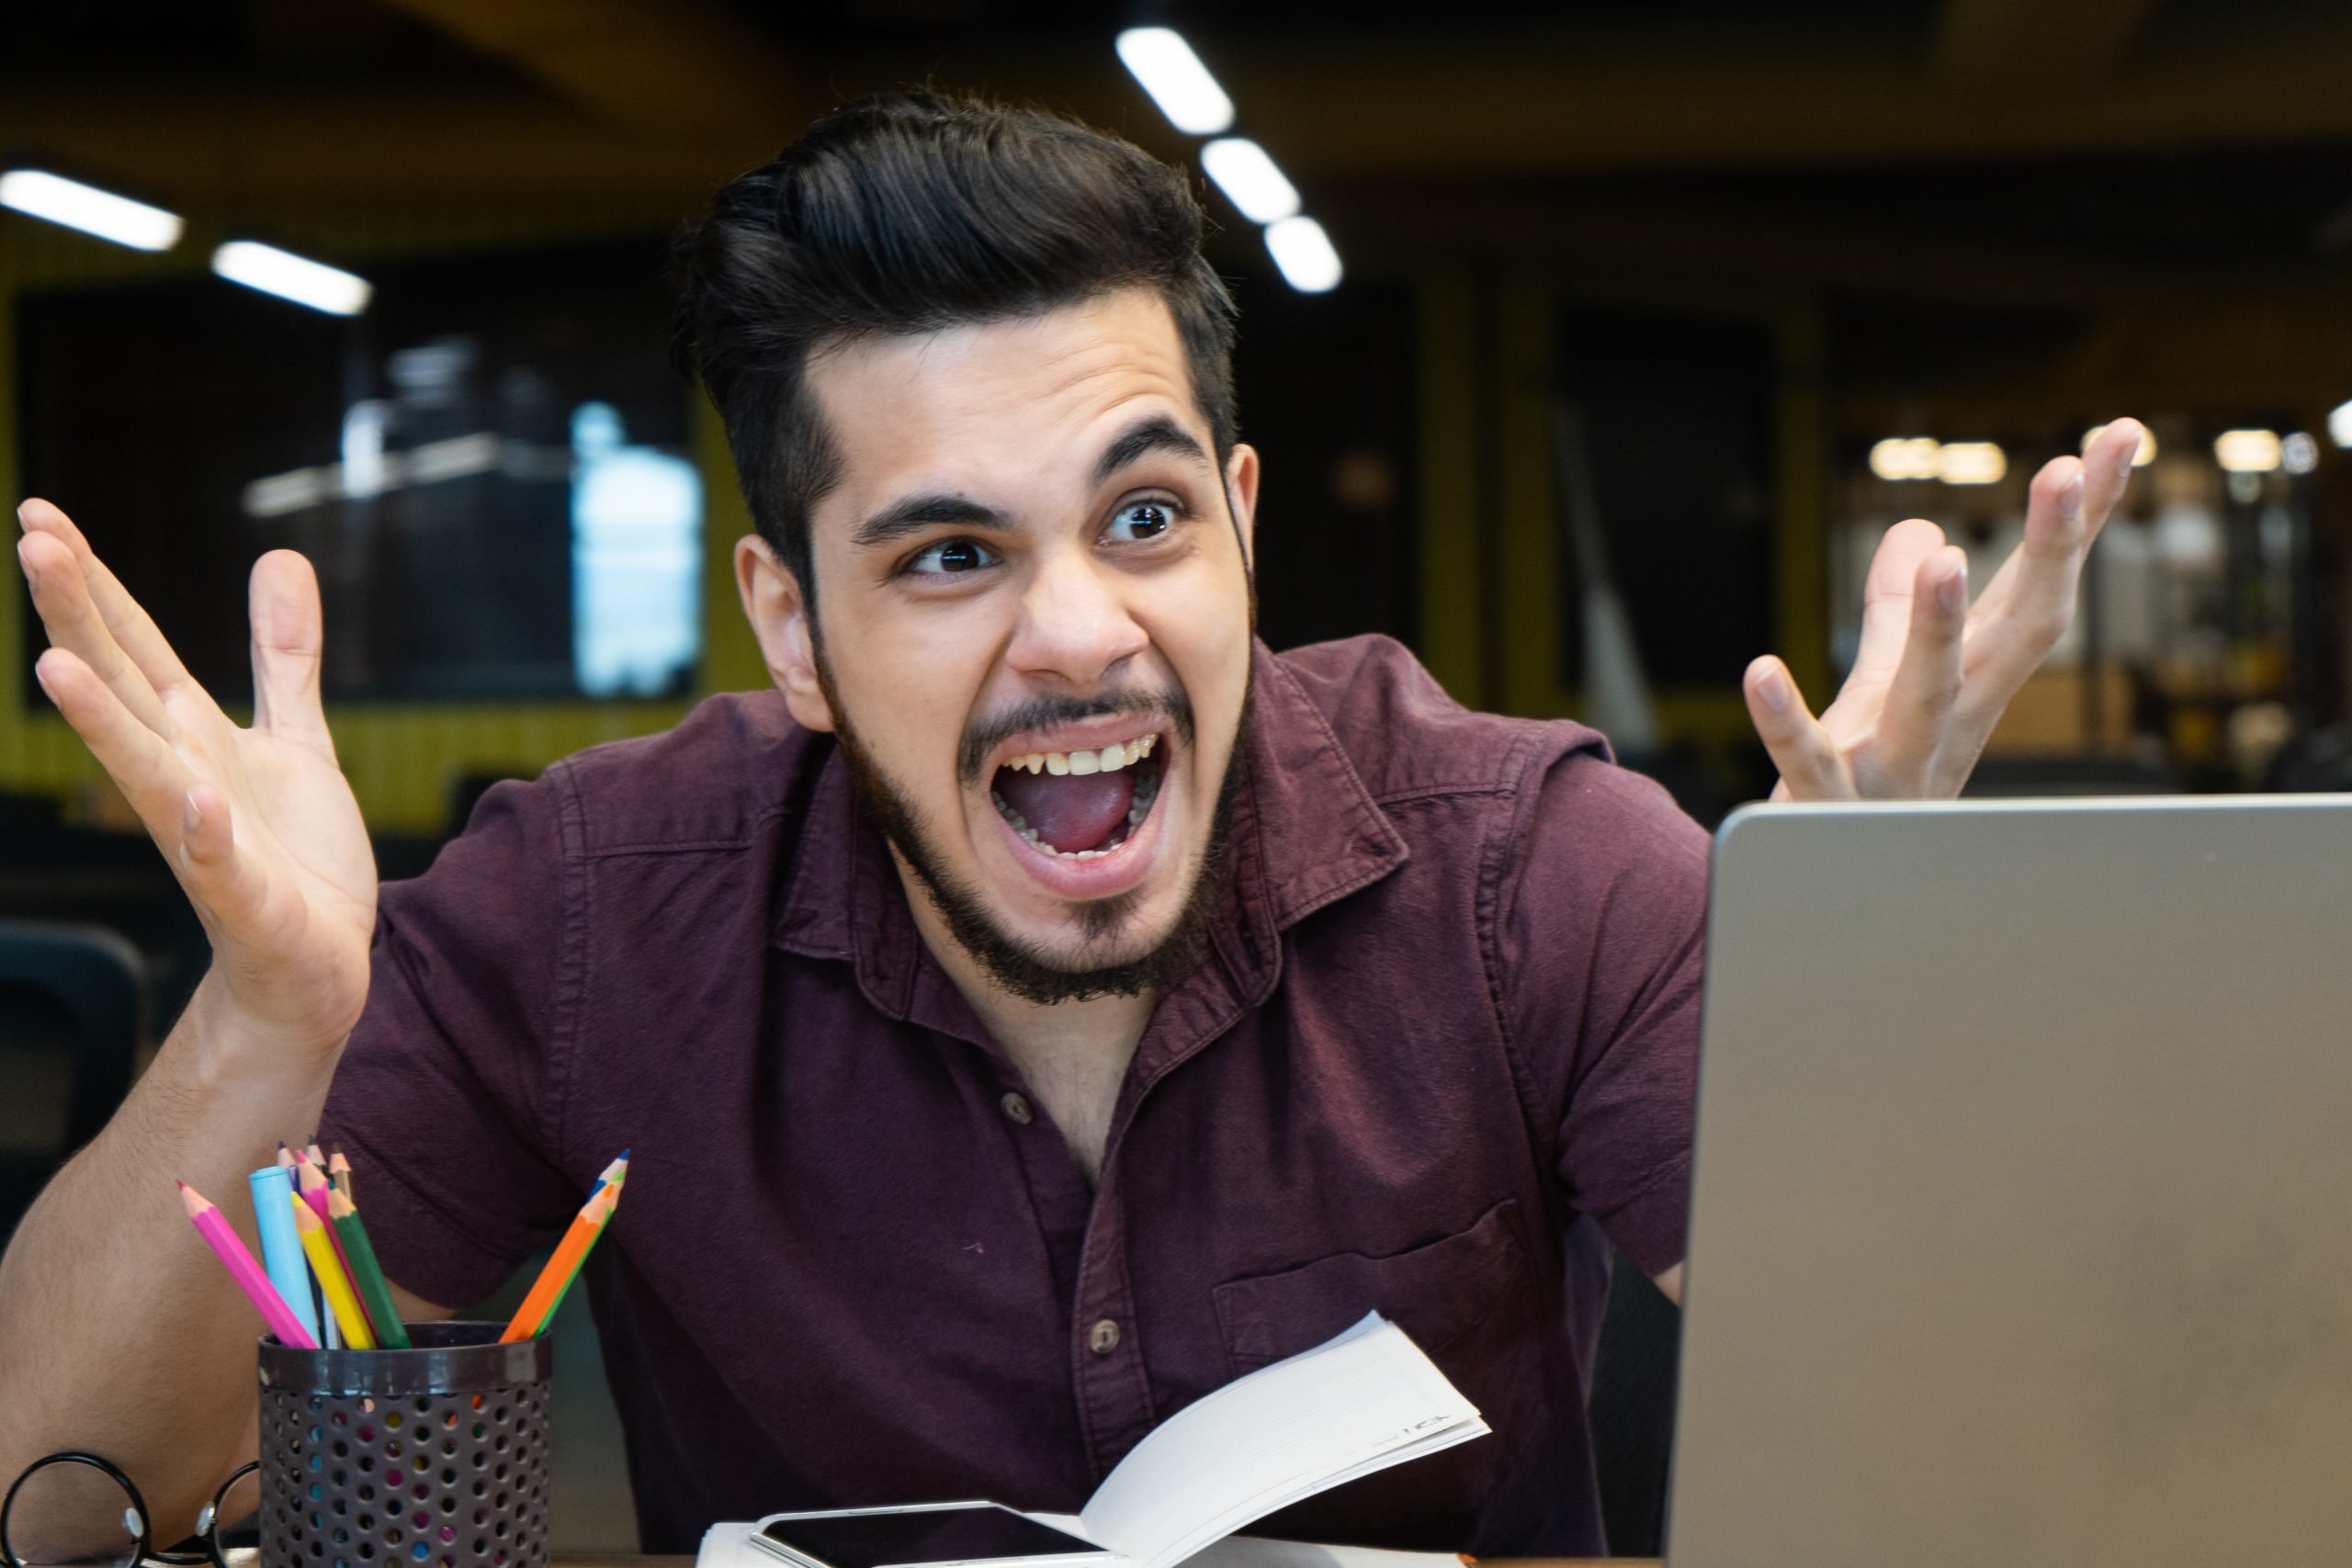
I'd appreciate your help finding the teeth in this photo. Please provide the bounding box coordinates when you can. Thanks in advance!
[1011,734,1161,778]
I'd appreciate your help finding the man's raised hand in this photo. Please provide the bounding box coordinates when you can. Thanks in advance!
[17,498,375,1062]
[1741,418,2145,802]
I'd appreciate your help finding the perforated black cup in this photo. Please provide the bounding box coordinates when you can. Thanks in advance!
[256,1322,553,1568]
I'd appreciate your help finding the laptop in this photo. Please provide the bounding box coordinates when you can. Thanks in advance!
[1667,796,2352,1567]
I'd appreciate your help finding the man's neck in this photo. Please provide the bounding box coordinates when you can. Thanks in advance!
[900,866,1154,1184]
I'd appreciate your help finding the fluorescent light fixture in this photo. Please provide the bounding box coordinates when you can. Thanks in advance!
[1264,216,1342,293]
[1868,436,1940,481]
[1936,441,2007,485]
[2080,423,2157,467]
[210,241,372,316]
[2283,431,2320,475]
[1115,28,1235,134]
[2329,399,2352,449]
[2213,428,2282,473]
[0,169,183,252]
[1202,139,1299,223]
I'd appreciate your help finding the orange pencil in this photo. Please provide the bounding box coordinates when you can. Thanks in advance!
[499,1182,619,1342]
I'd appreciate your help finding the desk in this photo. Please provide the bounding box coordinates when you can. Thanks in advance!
[559,1557,1646,1568]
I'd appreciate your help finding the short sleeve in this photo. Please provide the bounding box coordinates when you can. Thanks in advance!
[1491,746,1709,1278]
[317,772,585,1310]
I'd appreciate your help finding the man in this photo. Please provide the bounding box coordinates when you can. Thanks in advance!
[0,93,2142,1557]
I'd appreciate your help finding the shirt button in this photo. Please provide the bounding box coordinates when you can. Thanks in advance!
[1088,1318,1122,1356]
[1001,1091,1034,1125]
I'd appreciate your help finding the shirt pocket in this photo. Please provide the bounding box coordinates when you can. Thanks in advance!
[1210,1198,1533,1376]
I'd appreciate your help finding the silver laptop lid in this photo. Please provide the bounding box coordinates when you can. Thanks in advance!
[1668,796,2352,1568]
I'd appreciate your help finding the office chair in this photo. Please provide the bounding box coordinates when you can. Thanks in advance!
[1587,1246,1682,1558]
[0,920,145,1249]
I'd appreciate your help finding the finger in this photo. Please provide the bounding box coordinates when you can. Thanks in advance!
[1845,518,1948,691]
[1951,425,2142,736]
[18,497,201,701]
[1876,547,1970,789]
[17,526,173,737]
[33,647,194,840]
[177,781,274,934]
[1743,655,1852,801]
[1968,418,2136,632]
[249,550,334,758]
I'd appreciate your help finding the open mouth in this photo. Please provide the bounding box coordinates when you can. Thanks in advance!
[989,732,1164,860]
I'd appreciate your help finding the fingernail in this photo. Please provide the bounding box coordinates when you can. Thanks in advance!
[1939,564,1966,614]
[2115,431,2138,481]
[15,542,35,592]
[32,661,53,703]
[1755,668,1791,712]
[2058,470,2084,522]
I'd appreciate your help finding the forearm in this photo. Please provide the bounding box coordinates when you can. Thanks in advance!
[0,974,342,1541]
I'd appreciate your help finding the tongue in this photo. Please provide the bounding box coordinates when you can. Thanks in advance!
[996,766,1136,854]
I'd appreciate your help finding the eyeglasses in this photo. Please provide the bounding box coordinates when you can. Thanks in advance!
[2,1453,257,1568]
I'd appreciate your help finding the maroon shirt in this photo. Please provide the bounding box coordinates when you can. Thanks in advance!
[321,636,1707,1558]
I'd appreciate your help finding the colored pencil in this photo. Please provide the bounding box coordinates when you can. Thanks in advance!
[297,1157,376,1339]
[276,1143,296,1170]
[589,1150,629,1196]
[305,1141,326,1168]
[500,1181,620,1342]
[528,1155,629,1336]
[326,1187,412,1349]
[290,1194,376,1349]
[248,1164,322,1347]
[328,1149,353,1201]
[179,1182,317,1348]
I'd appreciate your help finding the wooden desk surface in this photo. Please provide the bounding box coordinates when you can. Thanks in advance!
[555,1557,1647,1568]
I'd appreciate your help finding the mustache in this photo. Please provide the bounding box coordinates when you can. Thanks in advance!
[960,687,1195,784]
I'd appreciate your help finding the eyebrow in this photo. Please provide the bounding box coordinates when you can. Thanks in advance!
[851,493,1011,550]
[849,414,1214,552]
[1092,414,1213,487]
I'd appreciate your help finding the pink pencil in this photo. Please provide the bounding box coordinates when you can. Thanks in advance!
[296,1159,376,1339]
[179,1181,318,1348]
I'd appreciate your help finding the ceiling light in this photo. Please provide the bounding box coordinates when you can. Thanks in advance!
[2080,423,2157,467]
[210,241,372,316]
[1263,216,1342,293]
[1869,437,1940,481]
[0,169,183,252]
[2213,429,2282,473]
[1937,442,2007,484]
[1201,139,1299,223]
[2330,400,2352,449]
[1115,28,1234,135]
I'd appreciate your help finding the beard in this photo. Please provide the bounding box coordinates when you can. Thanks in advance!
[817,653,1250,1007]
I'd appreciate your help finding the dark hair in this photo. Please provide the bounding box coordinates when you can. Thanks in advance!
[672,90,1239,605]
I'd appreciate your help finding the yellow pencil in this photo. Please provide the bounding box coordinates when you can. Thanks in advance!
[291,1193,376,1349]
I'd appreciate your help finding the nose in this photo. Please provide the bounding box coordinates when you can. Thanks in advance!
[1004,542,1148,692]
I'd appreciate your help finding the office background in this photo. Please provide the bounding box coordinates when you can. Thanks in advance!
[6,0,2352,1554]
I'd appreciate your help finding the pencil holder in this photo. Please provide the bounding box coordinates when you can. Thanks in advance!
[256,1322,555,1568]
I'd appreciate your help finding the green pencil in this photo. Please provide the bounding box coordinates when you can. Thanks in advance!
[327,1186,413,1349]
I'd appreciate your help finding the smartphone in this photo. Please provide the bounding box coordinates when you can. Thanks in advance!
[750,1503,1120,1568]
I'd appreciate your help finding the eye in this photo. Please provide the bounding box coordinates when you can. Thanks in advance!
[905,536,999,576]
[1104,500,1175,544]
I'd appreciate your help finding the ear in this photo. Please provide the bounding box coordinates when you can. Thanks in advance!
[1223,443,1261,569]
[734,535,835,733]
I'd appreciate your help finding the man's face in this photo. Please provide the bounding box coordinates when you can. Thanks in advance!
[744,289,1259,999]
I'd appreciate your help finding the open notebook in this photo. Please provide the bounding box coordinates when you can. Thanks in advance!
[696,1314,1487,1568]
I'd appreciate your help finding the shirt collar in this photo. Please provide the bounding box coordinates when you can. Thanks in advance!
[770,639,1410,1029]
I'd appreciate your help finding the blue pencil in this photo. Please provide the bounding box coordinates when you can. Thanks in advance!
[248,1164,322,1347]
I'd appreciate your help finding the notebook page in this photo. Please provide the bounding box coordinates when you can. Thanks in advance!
[1078,1315,1487,1568]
